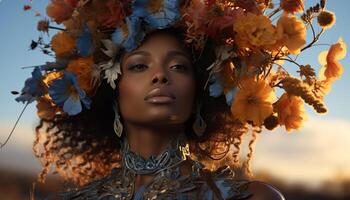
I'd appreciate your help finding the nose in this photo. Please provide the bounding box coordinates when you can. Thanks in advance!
[151,67,170,85]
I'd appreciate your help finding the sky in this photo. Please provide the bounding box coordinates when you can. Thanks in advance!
[0,0,349,189]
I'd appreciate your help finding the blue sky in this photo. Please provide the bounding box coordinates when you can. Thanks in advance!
[0,0,349,187]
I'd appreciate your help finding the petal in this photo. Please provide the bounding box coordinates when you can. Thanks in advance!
[101,39,118,58]
[76,25,94,56]
[112,17,145,52]
[131,0,149,18]
[63,94,82,115]
[209,79,223,97]
[318,51,328,66]
[32,67,43,80]
[80,96,92,109]
[144,0,180,28]
[224,88,237,105]
[15,94,35,104]
[123,17,145,51]
[48,78,70,106]
[48,72,78,107]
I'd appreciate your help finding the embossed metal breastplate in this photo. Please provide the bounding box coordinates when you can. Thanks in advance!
[52,134,253,200]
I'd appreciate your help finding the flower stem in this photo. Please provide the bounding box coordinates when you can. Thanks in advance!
[0,102,29,149]
[48,26,66,31]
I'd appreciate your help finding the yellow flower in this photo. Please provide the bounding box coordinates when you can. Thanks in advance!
[220,61,236,93]
[67,56,95,95]
[276,15,306,55]
[231,78,276,126]
[233,13,277,49]
[317,10,336,29]
[36,97,59,120]
[318,38,347,81]
[280,0,304,14]
[43,71,63,86]
[274,93,306,132]
[51,31,76,57]
[38,71,64,120]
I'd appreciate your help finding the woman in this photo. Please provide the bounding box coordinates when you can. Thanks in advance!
[13,0,341,199]
[36,27,284,200]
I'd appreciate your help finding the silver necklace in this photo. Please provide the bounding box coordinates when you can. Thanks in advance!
[121,133,190,175]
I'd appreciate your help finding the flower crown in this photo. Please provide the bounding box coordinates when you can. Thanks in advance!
[14,0,346,133]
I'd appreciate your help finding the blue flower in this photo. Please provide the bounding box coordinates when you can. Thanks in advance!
[48,71,91,116]
[208,75,237,106]
[112,16,145,52]
[76,24,94,56]
[209,78,223,98]
[131,0,148,18]
[143,0,181,29]
[224,87,237,106]
[131,0,181,29]
[15,67,46,104]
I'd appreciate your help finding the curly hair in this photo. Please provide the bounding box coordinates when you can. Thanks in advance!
[33,28,257,186]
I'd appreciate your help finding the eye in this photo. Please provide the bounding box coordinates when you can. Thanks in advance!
[170,64,189,72]
[128,64,148,72]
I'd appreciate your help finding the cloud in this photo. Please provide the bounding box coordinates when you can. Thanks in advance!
[248,117,350,187]
[1,117,350,188]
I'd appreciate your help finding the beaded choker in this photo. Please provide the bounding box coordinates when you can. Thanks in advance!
[121,134,190,175]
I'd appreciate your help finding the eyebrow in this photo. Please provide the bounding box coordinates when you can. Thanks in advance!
[124,50,191,61]
[166,50,191,61]
[124,50,151,60]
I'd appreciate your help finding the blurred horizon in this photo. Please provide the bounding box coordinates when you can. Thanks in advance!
[1,0,350,199]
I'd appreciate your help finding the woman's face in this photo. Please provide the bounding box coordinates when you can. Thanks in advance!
[117,32,196,128]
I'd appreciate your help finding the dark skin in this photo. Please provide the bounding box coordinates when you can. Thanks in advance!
[118,32,196,191]
[117,32,283,200]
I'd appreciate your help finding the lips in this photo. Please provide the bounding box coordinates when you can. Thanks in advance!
[144,88,176,103]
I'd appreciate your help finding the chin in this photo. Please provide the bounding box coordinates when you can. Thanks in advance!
[144,112,188,126]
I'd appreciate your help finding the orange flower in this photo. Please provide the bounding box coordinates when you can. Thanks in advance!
[318,38,347,81]
[46,0,75,24]
[67,56,95,95]
[51,31,76,57]
[276,15,306,55]
[274,93,306,132]
[280,0,304,14]
[233,13,277,49]
[231,78,276,126]
[96,0,126,28]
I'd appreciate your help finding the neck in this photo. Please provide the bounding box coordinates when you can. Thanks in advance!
[124,122,185,159]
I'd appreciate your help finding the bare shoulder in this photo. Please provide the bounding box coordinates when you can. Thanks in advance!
[245,180,286,200]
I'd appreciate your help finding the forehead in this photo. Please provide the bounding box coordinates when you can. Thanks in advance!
[130,32,189,55]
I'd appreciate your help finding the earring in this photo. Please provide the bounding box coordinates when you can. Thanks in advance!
[113,101,123,138]
[192,102,206,137]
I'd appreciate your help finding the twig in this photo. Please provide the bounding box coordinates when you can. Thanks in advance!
[48,26,66,31]
[301,28,325,52]
[277,58,303,68]
[0,102,29,149]
[267,7,282,18]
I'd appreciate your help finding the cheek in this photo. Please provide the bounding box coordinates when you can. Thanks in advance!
[174,75,196,108]
[117,76,145,112]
